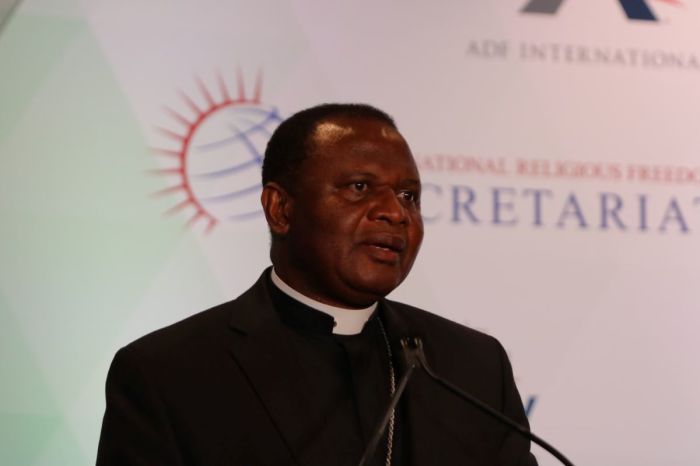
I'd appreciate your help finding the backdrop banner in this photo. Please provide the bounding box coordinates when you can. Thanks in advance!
[1,1,699,465]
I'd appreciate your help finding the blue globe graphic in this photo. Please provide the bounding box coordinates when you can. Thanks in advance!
[186,103,282,222]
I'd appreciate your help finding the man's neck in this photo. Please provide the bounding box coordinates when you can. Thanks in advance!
[270,268,377,335]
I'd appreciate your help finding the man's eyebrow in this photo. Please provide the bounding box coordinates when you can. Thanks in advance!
[347,172,378,178]
[399,178,421,187]
[345,173,421,184]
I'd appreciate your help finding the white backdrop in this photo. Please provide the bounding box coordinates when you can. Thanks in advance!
[1,1,699,464]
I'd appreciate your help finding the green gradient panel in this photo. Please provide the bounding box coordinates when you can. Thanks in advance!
[0,295,68,465]
[0,13,81,141]
[0,11,222,465]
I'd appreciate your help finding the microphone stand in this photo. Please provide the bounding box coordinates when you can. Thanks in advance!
[357,337,576,466]
[357,338,422,466]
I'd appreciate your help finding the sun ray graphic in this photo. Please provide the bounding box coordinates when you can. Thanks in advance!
[151,69,282,233]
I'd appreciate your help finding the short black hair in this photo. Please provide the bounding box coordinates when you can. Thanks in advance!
[262,103,396,191]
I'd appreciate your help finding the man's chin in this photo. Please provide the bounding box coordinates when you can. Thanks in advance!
[344,273,406,303]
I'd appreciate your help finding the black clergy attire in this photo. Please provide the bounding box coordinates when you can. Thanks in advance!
[264,275,398,466]
[96,269,537,466]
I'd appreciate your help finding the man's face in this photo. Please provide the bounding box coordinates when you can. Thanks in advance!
[278,116,424,308]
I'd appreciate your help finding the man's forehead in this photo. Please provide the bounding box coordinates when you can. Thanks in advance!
[312,120,354,145]
[311,117,403,147]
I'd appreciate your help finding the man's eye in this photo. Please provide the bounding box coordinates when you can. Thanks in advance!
[399,191,419,203]
[351,182,368,192]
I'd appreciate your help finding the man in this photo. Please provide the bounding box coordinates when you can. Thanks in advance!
[97,104,537,465]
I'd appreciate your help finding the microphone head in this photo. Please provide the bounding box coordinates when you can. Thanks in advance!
[399,337,424,369]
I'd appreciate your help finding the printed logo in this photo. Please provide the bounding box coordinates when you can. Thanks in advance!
[521,0,681,21]
[524,395,537,418]
[153,70,282,232]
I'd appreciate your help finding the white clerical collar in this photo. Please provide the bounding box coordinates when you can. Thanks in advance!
[270,268,377,335]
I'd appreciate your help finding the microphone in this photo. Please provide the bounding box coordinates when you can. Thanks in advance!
[406,337,576,466]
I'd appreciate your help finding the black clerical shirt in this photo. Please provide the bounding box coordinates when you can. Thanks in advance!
[268,276,403,466]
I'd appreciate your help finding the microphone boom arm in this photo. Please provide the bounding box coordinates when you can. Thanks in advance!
[410,337,576,466]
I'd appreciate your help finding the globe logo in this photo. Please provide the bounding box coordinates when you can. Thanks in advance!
[153,72,282,233]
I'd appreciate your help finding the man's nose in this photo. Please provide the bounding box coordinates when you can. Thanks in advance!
[368,187,407,224]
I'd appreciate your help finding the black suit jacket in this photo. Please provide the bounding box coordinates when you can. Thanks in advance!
[96,270,537,466]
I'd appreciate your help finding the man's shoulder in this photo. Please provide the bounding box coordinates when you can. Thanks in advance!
[384,299,509,387]
[121,298,236,360]
[385,299,501,348]
[120,271,269,359]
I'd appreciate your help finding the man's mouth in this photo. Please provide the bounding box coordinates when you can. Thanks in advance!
[362,235,406,262]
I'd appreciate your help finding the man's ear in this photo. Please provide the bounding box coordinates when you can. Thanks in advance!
[261,182,293,236]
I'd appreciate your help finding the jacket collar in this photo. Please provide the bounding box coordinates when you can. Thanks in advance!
[228,269,416,338]
[225,269,420,466]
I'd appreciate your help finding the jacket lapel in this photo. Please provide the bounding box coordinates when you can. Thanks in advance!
[226,271,316,466]
[226,280,475,466]
[381,300,432,465]
[381,300,485,466]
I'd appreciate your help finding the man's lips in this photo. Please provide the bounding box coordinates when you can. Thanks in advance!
[360,234,406,262]
[363,234,406,251]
